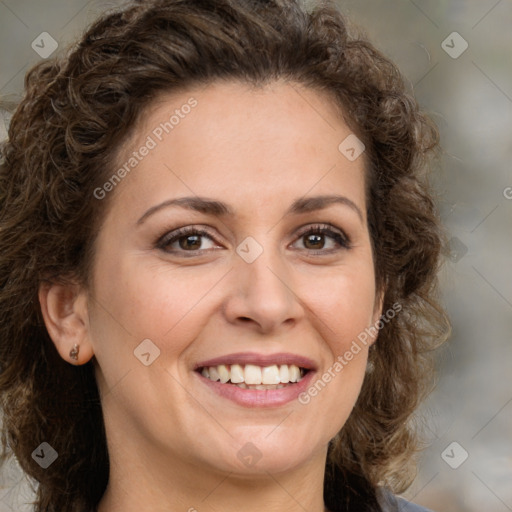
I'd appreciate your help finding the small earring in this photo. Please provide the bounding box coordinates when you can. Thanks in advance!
[69,343,80,361]
[366,349,375,374]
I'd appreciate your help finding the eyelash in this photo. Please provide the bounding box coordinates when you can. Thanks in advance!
[156,224,351,257]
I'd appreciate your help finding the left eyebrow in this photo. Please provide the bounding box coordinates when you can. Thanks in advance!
[285,194,364,223]
[136,194,364,226]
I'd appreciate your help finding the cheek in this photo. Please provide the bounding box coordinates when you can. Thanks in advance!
[92,256,221,367]
[307,267,377,353]
[299,270,375,427]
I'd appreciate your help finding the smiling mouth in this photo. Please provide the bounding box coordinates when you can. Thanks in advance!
[197,363,309,390]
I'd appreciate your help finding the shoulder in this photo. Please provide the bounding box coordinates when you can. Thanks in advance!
[395,496,435,512]
[385,495,436,512]
[379,490,436,512]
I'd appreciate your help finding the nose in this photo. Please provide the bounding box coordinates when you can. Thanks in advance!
[222,241,305,334]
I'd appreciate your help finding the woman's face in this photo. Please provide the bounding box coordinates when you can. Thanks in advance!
[85,81,382,478]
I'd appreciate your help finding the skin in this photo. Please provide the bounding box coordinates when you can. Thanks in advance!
[39,80,383,512]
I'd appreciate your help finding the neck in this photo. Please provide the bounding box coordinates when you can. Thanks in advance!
[97,434,328,512]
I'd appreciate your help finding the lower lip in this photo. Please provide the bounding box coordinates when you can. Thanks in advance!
[195,370,316,407]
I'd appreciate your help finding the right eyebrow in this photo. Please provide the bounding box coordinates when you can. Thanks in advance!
[137,196,233,225]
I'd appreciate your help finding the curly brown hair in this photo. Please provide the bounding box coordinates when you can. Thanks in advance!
[0,0,450,510]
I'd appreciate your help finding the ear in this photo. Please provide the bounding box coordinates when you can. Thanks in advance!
[371,286,385,324]
[38,281,94,365]
[369,285,386,346]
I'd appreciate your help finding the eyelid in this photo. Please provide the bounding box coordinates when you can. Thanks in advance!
[294,223,350,243]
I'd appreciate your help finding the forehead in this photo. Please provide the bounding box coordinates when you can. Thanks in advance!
[106,80,367,223]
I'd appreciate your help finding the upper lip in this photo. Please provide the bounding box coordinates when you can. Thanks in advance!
[194,352,317,371]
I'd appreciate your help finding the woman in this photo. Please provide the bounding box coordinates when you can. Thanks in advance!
[0,0,450,511]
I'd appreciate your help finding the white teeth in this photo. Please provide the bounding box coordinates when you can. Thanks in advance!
[208,366,220,382]
[244,364,262,385]
[230,364,244,383]
[289,365,300,383]
[217,364,229,383]
[261,365,280,384]
[279,364,290,383]
[200,363,307,386]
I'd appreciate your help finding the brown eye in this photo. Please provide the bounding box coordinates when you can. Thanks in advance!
[303,233,325,250]
[178,234,202,251]
[157,227,220,255]
[292,225,351,254]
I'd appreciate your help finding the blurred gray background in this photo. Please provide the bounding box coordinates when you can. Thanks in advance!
[1,1,511,511]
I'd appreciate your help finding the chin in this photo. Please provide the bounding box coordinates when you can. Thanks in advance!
[199,427,325,477]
